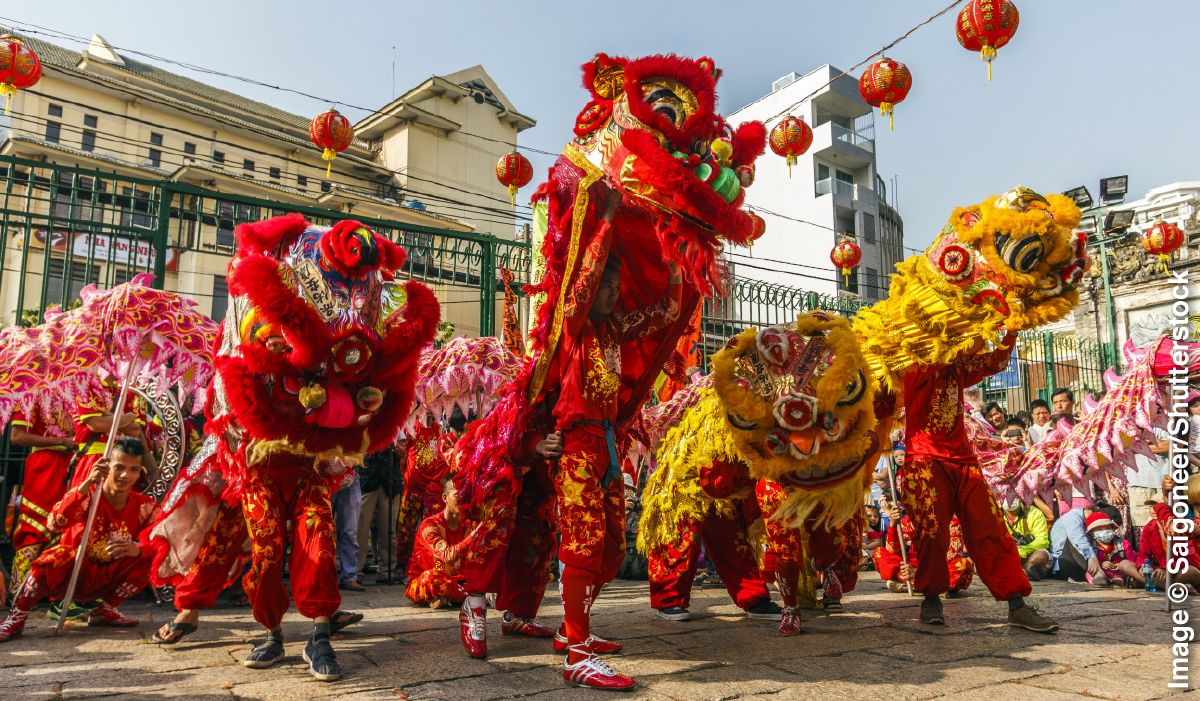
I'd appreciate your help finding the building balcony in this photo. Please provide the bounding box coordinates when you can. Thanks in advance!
[810,121,873,170]
[815,178,878,212]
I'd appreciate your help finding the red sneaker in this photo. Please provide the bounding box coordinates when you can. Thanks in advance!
[563,646,636,690]
[501,613,555,638]
[821,566,844,601]
[0,610,29,642]
[553,629,623,654]
[778,607,802,636]
[88,603,139,627]
[459,603,487,659]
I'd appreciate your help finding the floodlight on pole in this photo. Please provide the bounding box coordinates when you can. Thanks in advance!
[1099,175,1128,203]
[1103,209,1135,233]
[1063,185,1093,210]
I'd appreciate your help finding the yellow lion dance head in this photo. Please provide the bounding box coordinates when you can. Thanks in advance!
[854,185,1086,390]
[712,312,878,528]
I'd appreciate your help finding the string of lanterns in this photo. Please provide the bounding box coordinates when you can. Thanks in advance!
[767,0,1022,281]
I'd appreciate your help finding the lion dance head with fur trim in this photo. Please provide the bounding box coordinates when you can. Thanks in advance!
[853,186,1086,390]
[214,215,439,459]
[568,52,767,292]
[712,312,879,527]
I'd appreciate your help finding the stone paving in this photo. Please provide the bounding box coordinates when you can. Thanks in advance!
[0,577,1191,700]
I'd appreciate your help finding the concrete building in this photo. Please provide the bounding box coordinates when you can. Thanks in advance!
[0,30,533,335]
[1054,181,1200,362]
[727,66,904,302]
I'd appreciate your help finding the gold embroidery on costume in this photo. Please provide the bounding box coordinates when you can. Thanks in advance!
[926,379,961,433]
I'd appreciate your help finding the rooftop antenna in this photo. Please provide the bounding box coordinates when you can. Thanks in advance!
[391,46,396,100]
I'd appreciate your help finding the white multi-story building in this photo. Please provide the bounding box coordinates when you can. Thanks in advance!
[727,66,904,302]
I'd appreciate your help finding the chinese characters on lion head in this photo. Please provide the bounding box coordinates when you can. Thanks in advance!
[712,312,879,529]
[215,214,439,462]
[854,186,1086,392]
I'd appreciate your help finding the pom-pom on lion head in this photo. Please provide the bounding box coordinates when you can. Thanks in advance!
[712,312,878,528]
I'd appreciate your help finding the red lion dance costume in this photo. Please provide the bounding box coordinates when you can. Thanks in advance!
[454,53,767,690]
[147,215,437,682]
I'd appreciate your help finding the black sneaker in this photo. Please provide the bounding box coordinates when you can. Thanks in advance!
[243,636,285,669]
[919,597,944,625]
[820,597,844,612]
[1008,604,1059,634]
[745,600,784,619]
[303,625,343,682]
[656,606,691,622]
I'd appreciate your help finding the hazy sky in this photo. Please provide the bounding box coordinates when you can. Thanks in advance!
[4,1,1195,250]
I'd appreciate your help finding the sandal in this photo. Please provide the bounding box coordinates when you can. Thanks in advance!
[329,610,363,634]
[152,621,198,644]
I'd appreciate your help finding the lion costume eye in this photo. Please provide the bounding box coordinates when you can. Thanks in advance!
[727,413,758,430]
[837,369,866,407]
[993,231,1045,273]
[640,79,698,130]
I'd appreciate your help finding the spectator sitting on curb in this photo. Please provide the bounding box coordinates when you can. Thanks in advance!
[1001,498,1051,580]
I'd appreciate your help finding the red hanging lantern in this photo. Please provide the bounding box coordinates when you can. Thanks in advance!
[768,116,813,177]
[858,57,912,132]
[830,238,862,285]
[0,37,42,115]
[956,0,1020,81]
[1141,221,1185,273]
[495,151,533,205]
[309,108,354,178]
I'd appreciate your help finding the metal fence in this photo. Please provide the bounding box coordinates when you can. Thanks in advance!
[0,156,1114,553]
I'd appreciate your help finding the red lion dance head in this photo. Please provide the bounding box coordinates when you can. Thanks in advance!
[214,214,439,458]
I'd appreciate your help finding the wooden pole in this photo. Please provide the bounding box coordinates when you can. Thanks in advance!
[55,341,143,635]
[886,460,914,596]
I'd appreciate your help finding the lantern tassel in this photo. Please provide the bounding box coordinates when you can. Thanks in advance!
[321,148,337,178]
[508,184,518,206]
[786,154,797,178]
[0,84,14,115]
[1157,253,1170,274]
[842,267,850,285]
[981,45,997,82]
[880,103,894,132]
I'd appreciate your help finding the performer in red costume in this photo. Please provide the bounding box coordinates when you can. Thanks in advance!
[0,438,154,641]
[405,478,471,606]
[873,513,974,595]
[456,402,559,659]
[898,331,1057,631]
[7,406,75,587]
[647,460,777,623]
[452,52,769,690]
[551,190,682,689]
[67,384,149,491]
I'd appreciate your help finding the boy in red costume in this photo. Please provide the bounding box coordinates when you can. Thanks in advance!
[897,332,1057,631]
[549,188,681,690]
[0,437,154,641]
[406,478,471,606]
[7,406,75,587]
[67,385,149,491]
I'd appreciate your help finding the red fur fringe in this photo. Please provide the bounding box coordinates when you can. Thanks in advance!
[622,54,720,146]
[234,213,308,255]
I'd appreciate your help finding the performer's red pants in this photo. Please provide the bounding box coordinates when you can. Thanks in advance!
[174,500,249,611]
[899,458,1030,601]
[555,429,626,649]
[647,504,770,611]
[13,450,70,552]
[459,459,556,618]
[18,544,152,608]
[873,548,975,592]
[240,456,340,629]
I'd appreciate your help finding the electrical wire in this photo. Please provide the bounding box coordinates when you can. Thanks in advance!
[0,19,562,157]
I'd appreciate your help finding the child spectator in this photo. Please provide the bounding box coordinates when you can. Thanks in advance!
[1083,512,1136,588]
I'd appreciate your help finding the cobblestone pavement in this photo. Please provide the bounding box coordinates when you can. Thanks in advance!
[0,577,1191,700]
